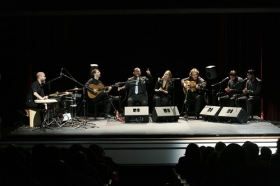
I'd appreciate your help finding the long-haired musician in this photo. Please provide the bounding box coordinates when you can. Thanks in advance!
[181,68,206,119]
[153,70,173,107]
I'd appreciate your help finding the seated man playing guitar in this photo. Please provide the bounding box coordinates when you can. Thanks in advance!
[85,68,117,119]
[181,68,207,119]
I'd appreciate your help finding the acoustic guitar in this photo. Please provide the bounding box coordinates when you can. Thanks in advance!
[87,83,118,99]
[183,80,207,94]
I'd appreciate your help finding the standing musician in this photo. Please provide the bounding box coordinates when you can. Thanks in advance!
[181,68,206,119]
[217,70,244,107]
[153,70,173,107]
[85,69,117,119]
[25,72,48,110]
[236,69,262,117]
[118,67,153,106]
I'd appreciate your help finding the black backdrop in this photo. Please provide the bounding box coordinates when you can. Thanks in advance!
[1,3,280,125]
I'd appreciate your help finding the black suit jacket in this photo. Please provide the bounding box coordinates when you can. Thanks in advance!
[125,74,153,98]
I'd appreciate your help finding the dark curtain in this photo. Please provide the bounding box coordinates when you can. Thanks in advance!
[0,12,279,126]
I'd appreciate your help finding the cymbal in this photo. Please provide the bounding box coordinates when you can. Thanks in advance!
[67,87,83,91]
[59,91,73,95]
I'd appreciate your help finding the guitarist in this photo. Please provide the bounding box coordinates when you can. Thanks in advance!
[85,69,114,119]
[181,68,206,119]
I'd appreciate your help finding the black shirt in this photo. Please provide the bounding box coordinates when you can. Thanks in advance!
[26,80,45,101]
[228,76,244,95]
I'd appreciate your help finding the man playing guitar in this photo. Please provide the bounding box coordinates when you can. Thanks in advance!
[181,68,207,119]
[85,69,115,119]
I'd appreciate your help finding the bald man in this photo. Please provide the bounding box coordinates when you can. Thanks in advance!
[118,67,153,106]
[25,72,48,109]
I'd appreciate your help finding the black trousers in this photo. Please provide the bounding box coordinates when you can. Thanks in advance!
[153,94,170,107]
[185,92,202,117]
[127,94,148,106]
[236,96,260,116]
[91,92,114,114]
[219,95,238,107]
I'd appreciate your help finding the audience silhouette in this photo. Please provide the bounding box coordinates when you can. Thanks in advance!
[1,138,280,186]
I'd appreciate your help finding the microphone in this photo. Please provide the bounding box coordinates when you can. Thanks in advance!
[60,68,63,76]
[220,77,229,83]
[242,78,248,82]
[236,78,248,85]
[171,78,180,80]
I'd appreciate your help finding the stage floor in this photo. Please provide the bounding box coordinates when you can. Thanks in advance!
[7,116,280,138]
[2,116,280,165]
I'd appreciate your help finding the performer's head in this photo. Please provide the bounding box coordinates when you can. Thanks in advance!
[92,68,101,79]
[162,70,172,80]
[36,72,46,84]
[189,68,199,80]
[229,70,237,81]
[247,69,255,80]
[133,67,141,77]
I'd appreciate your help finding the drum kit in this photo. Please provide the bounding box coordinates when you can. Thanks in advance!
[35,87,84,131]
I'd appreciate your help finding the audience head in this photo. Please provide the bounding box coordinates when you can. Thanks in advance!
[215,141,226,153]
[242,141,259,159]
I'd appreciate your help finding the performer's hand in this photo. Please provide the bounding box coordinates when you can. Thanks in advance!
[43,96,48,100]
[159,87,163,91]
[118,87,122,91]
[93,89,97,94]
[196,84,201,90]
[243,88,248,94]
[225,87,230,93]
[108,86,112,91]
[146,68,151,75]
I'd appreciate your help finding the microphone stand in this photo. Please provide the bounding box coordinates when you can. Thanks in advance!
[181,88,189,121]
[171,78,180,121]
[43,76,61,96]
[211,78,227,106]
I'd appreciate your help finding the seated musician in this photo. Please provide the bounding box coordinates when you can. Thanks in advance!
[25,72,48,110]
[181,68,206,119]
[217,70,244,107]
[85,69,118,119]
[236,69,262,118]
[118,67,153,106]
[153,70,173,107]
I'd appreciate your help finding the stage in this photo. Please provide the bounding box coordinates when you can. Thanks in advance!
[6,116,280,138]
[1,116,280,165]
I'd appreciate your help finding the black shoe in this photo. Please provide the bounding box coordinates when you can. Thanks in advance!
[105,114,112,119]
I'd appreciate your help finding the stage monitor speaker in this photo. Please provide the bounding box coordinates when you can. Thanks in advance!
[206,65,217,80]
[89,64,98,77]
[218,107,249,123]
[124,106,149,123]
[200,105,222,121]
[152,106,179,122]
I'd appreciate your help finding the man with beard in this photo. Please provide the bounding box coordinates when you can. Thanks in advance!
[25,72,48,109]
[236,69,262,118]
[217,70,244,107]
